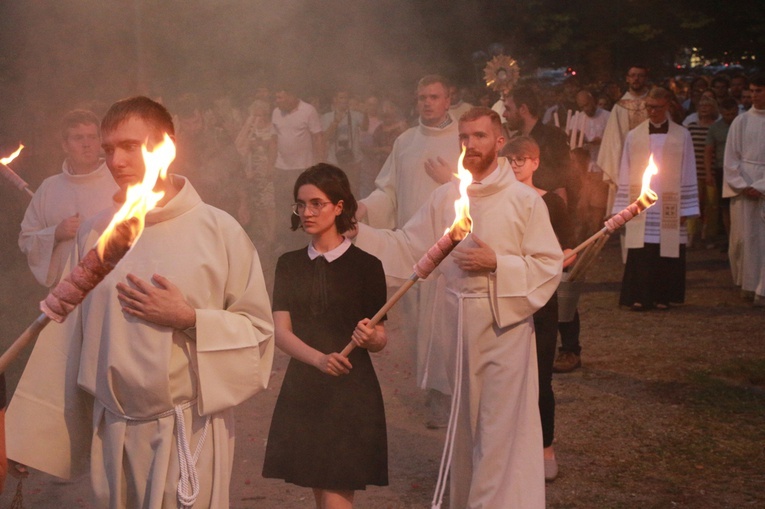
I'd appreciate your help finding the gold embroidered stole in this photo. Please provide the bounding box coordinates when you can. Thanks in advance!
[626,120,684,257]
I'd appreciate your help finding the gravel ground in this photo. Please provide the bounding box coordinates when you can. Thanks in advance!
[1,224,763,508]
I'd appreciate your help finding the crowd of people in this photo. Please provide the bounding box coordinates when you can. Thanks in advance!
[1,64,763,509]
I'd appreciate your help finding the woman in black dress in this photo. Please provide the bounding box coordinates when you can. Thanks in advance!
[262,163,388,509]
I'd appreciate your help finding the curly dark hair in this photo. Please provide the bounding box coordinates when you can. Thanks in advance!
[290,163,358,234]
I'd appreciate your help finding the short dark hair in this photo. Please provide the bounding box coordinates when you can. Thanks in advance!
[711,75,730,87]
[627,64,649,74]
[719,97,739,111]
[459,107,502,133]
[101,96,175,138]
[417,74,450,92]
[509,86,541,118]
[290,163,358,234]
[750,73,765,87]
[61,109,100,141]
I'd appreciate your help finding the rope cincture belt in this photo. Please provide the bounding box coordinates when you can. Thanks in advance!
[107,399,211,508]
[431,290,483,509]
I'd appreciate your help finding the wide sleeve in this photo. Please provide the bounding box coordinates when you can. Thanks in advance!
[5,307,93,480]
[680,131,701,217]
[360,136,402,229]
[193,228,275,416]
[612,132,633,214]
[723,116,748,195]
[488,195,563,328]
[356,186,447,281]
[597,107,628,184]
[18,184,68,287]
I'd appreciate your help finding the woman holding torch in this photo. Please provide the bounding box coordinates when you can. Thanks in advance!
[262,164,388,509]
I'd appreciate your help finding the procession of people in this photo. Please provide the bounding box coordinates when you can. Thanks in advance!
[0,61,763,509]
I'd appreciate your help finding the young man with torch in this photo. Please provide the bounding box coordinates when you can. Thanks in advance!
[5,96,275,509]
[350,107,562,508]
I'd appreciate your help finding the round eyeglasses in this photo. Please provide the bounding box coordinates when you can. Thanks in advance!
[508,156,532,167]
[292,200,333,216]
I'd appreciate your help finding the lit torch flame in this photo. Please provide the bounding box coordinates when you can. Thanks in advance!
[447,146,473,242]
[96,134,176,260]
[637,154,659,209]
[0,144,24,165]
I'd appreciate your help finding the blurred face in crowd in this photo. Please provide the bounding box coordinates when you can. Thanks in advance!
[741,89,753,110]
[275,90,299,113]
[720,107,739,125]
[751,83,765,110]
[178,109,204,136]
[255,86,271,103]
[729,77,747,100]
[712,80,730,99]
[626,67,648,94]
[576,91,597,117]
[458,115,504,178]
[417,82,451,126]
[502,95,523,131]
[333,91,350,113]
[63,122,100,173]
[364,96,380,116]
[697,97,717,119]
[645,96,670,125]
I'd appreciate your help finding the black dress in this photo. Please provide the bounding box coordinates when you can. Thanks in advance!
[262,244,388,490]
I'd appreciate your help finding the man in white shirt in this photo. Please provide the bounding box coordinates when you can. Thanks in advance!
[270,85,325,253]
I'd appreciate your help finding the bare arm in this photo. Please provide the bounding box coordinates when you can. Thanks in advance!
[312,131,326,163]
[273,310,353,376]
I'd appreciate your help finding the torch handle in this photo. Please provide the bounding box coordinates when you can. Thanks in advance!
[0,313,51,375]
[340,275,420,358]
[564,226,608,262]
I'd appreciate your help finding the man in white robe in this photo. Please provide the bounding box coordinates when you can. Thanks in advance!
[357,75,462,423]
[19,109,118,287]
[723,74,765,305]
[6,97,274,509]
[352,107,562,508]
[598,65,650,214]
[613,87,699,310]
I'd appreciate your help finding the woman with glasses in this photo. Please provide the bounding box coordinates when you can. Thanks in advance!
[501,136,576,482]
[262,163,388,508]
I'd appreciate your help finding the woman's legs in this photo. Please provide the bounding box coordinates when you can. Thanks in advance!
[313,488,355,509]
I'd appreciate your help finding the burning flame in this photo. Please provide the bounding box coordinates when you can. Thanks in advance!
[447,146,473,241]
[640,154,659,204]
[1,144,24,165]
[96,134,176,260]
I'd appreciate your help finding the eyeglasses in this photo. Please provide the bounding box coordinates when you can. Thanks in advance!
[508,156,533,167]
[645,103,667,111]
[292,199,333,216]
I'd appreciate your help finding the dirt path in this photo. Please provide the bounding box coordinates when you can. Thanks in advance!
[1,235,763,508]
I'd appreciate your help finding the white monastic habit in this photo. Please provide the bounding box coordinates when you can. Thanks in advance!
[360,118,461,395]
[723,107,765,297]
[598,91,649,185]
[7,176,274,509]
[18,160,118,287]
[356,158,562,509]
[613,120,700,255]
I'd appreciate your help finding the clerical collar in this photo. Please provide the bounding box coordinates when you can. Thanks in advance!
[308,236,351,262]
[471,165,500,186]
[649,121,669,134]
[422,114,453,130]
